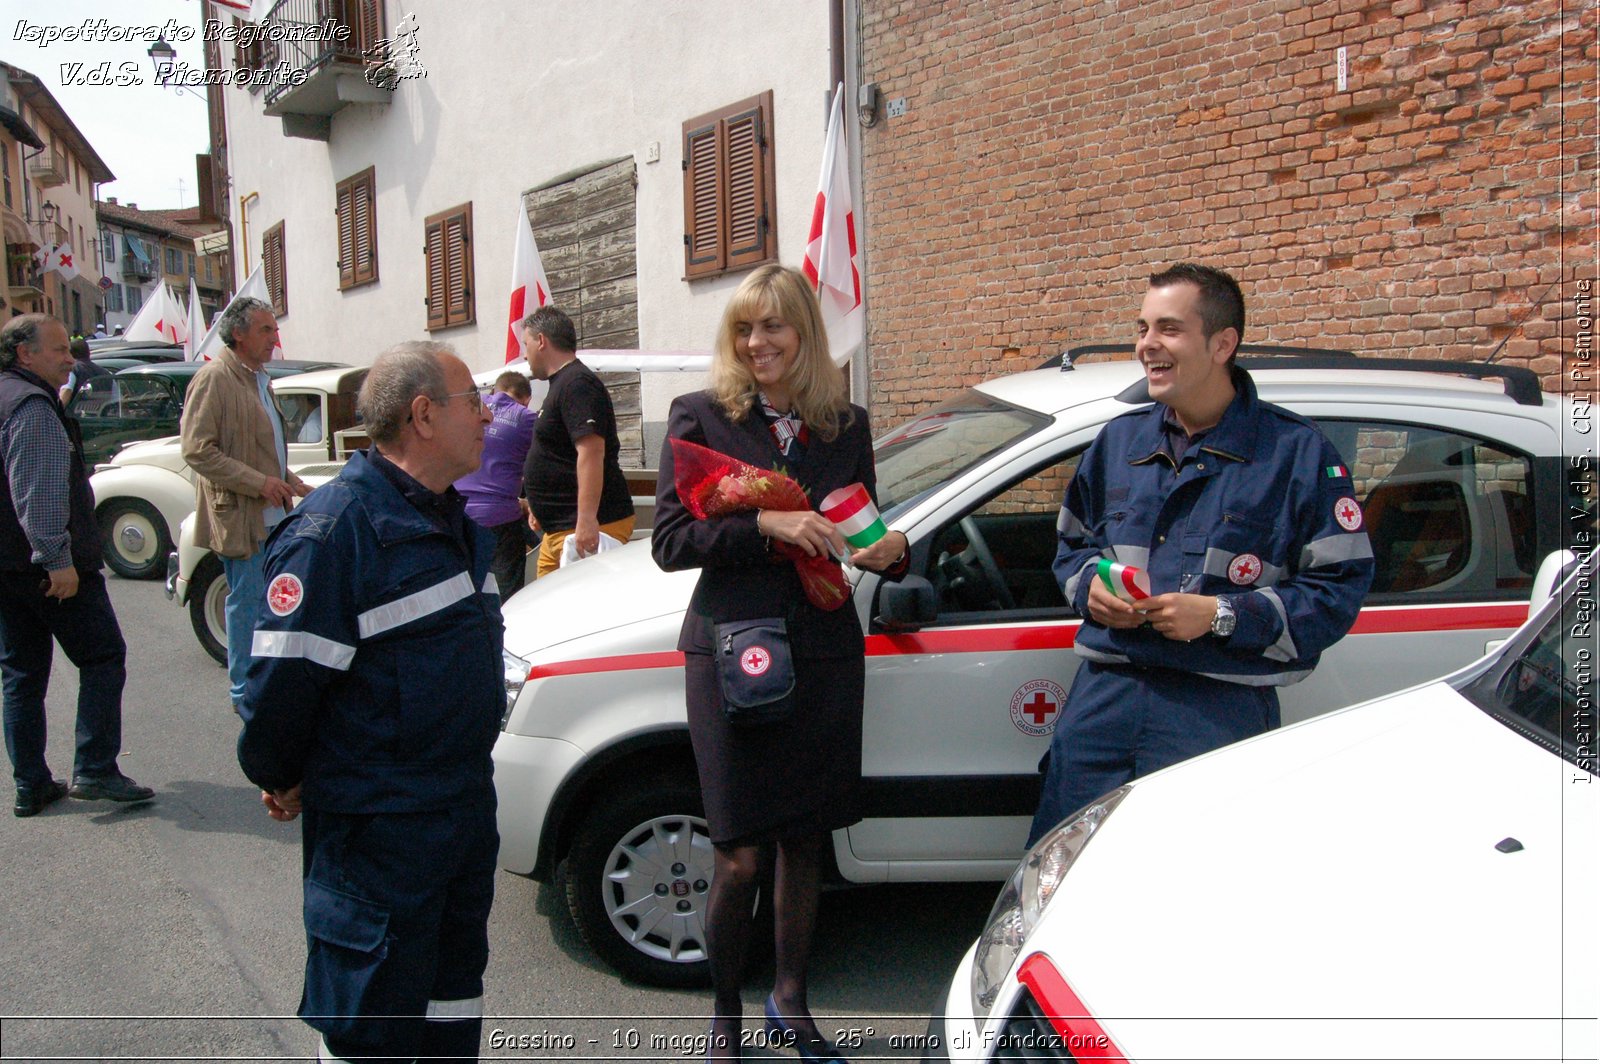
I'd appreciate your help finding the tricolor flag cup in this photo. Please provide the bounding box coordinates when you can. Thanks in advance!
[821,483,887,548]
[1096,559,1152,602]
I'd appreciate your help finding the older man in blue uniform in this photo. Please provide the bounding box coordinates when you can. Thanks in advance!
[1030,264,1375,844]
[238,341,499,1062]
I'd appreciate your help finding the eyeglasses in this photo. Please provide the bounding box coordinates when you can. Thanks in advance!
[406,388,484,423]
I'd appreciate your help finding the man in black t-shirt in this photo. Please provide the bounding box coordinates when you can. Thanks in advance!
[518,307,634,578]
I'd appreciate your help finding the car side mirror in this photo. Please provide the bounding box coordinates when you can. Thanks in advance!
[875,574,939,632]
[1528,549,1578,616]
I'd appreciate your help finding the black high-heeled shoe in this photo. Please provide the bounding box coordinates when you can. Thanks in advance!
[764,996,846,1064]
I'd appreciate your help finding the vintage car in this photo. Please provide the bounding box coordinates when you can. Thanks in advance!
[71,359,343,468]
[88,365,365,579]
[489,350,1588,986]
[929,550,1594,1064]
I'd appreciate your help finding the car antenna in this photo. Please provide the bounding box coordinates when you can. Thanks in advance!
[1483,278,1560,365]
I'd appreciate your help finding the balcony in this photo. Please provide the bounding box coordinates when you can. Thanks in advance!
[259,0,392,141]
[122,253,157,281]
[27,149,68,187]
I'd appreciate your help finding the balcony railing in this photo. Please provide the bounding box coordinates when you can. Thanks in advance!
[122,253,157,281]
[27,149,68,187]
[261,0,386,107]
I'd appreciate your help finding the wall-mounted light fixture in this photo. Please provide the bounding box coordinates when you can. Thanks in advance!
[858,82,880,127]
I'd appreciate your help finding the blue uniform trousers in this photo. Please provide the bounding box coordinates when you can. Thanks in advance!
[1028,661,1279,846]
[301,797,498,1063]
[0,569,126,788]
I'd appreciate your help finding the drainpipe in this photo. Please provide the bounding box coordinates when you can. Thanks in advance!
[237,191,259,277]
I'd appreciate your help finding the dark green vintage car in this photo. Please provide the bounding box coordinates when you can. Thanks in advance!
[69,360,346,467]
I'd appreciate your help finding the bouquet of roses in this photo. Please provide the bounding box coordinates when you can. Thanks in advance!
[670,437,851,611]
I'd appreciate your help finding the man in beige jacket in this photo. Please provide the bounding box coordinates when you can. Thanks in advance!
[180,299,309,711]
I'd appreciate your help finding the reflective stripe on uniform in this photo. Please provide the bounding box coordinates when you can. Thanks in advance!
[1202,547,1285,587]
[481,572,499,597]
[357,571,475,639]
[1062,556,1103,603]
[1197,666,1312,686]
[252,629,356,671]
[1254,586,1299,662]
[1110,544,1150,569]
[425,995,484,1020]
[1301,530,1374,568]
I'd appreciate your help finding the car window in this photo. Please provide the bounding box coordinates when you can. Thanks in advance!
[73,377,178,421]
[874,392,1050,519]
[921,451,1083,620]
[1316,420,1535,602]
[1459,566,1593,772]
[277,393,324,443]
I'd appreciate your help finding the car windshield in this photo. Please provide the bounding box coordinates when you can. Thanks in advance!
[1461,556,1596,773]
[873,390,1050,520]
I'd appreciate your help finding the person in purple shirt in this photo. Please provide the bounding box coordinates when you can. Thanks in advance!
[455,370,537,597]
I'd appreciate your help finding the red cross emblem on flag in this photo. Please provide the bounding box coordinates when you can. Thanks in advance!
[266,573,304,617]
[740,646,771,677]
[1334,496,1364,532]
[1228,553,1263,585]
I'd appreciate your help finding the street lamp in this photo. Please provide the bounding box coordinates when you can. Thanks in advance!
[147,36,203,99]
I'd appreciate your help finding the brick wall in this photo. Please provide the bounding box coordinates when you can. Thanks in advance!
[858,0,1597,423]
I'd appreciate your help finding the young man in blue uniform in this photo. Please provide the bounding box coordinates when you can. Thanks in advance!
[1030,264,1375,844]
[237,341,500,1062]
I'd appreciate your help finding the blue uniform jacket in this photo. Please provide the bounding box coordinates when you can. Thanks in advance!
[1054,368,1375,686]
[237,450,504,812]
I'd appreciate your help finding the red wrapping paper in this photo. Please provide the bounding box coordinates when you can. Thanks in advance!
[669,437,850,611]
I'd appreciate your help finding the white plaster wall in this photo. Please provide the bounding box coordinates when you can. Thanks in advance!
[222,1,832,431]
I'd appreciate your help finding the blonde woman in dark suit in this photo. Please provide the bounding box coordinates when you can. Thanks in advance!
[653,265,909,1062]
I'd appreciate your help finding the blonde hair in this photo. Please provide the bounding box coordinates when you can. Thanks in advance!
[710,264,852,441]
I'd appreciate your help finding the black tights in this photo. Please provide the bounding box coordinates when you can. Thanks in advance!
[706,832,827,1048]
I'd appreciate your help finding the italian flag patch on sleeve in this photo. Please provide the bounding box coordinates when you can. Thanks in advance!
[1325,464,1348,478]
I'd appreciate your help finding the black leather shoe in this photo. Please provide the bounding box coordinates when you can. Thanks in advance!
[69,773,154,804]
[14,778,69,818]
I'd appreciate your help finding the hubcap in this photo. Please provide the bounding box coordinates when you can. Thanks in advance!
[600,813,713,965]
[113,514,158,564]
[118,525,147,553]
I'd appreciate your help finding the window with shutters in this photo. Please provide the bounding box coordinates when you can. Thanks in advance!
[681,91,777,280]
[423,203,474,331]
[336,166,379,290]
[263,221,287,317]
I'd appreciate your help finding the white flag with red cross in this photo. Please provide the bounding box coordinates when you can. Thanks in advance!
[802,82,863,366]
[185,278,205,361]
[505,205,552,364]
[44,242,80,282]
[123,283,188,345]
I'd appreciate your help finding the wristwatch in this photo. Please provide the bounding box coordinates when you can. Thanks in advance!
[1210,596,1237,638]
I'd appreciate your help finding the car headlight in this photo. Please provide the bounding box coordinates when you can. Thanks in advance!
[969,786,1130,1018]
[501,648,531,726]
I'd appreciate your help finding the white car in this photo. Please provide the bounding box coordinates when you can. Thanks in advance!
[932,550,1597,1064]
[492,350,1589,987]
[89,366,369,579]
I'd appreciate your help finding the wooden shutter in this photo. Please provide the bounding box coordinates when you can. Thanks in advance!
[262,221,286,317]
[353,0,385,59]
[681,91,775,280]
[336,166,377,289]
[352,171,376,284]
[336,181,355,289]
[423,203,473,330]
[723,102,769,270]
[683,122,724,278]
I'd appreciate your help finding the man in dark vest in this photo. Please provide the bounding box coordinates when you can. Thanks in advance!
[0,315,154,817]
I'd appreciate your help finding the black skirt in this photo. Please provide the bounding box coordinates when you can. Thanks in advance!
[684,651,864,846]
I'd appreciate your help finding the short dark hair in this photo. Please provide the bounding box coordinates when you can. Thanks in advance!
[493,369,532,400]
[1149,263,1245,345]
[519,305,577,354]
[0,314,57,371]
[70,337,91,361]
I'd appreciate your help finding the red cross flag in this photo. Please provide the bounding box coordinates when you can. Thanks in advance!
[505,205,552,364]
[123,282,188,345]
[44,242,79,282]
[802,82,863,366]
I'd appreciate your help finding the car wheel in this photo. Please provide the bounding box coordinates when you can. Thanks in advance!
[99,499,172,580]
[563,773,726,988]
[188,555,229,665]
